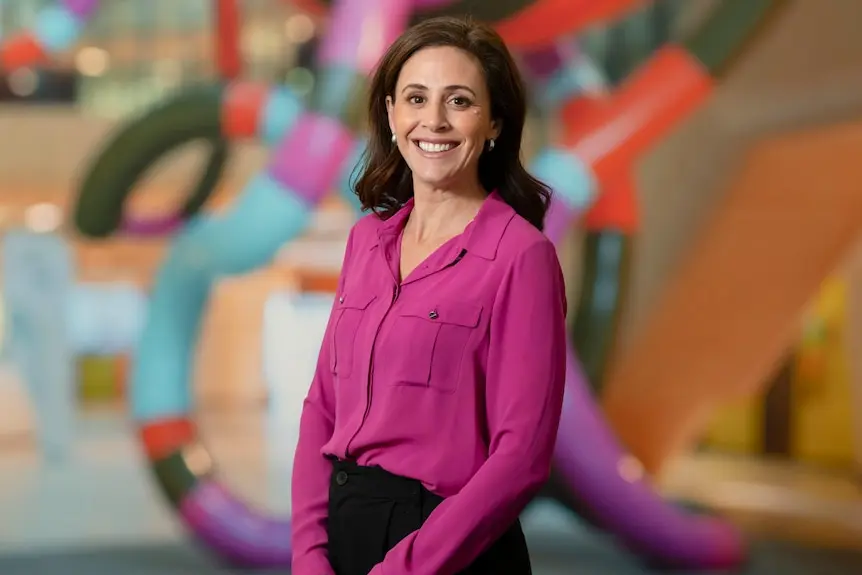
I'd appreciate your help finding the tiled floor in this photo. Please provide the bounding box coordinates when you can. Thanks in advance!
[1,406,861,573]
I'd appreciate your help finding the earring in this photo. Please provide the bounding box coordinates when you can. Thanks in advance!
[391,133,397,143]
[488,138,495,151]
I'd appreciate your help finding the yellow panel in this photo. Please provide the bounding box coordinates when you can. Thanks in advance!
[704,397,763,454]
[78,355,121,402]
[792,277,855,468]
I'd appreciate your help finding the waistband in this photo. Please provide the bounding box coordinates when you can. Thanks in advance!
[329,458,437,503]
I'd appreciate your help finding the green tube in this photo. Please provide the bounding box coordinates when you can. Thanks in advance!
[309,66,370,132]
[73,85,228,239]
[571,231,633,393]
[410,0,531,24]
[151,449,204,507]
[682,0,790,78]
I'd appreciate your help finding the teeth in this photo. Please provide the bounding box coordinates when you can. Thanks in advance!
[418,141,454,153]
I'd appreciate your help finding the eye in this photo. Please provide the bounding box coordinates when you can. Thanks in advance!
[407,94,425,105]
[450,96,472,107]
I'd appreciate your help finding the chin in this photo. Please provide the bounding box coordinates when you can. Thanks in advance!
[412,171,459,191]
[408,162,471,191]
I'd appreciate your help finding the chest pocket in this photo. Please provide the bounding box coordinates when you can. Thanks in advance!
[331,291,377,379]
[389,300,482,393]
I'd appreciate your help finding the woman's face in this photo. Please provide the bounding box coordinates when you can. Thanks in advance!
[387,46,500,193]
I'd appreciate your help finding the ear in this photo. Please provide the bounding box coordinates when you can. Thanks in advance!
[386,95,395,135]
[489,118,502,141]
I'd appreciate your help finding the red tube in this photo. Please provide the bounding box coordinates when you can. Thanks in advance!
[0,32,46,71]
[495,0,648,48]
[215,0,241,80]
[584,170,640,233]
[140,417,197,460]
[562,45,714,187]
[221,81,269,139]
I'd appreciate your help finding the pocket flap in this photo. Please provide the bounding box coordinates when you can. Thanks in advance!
[337,291,377,310]
[399,300,482,328]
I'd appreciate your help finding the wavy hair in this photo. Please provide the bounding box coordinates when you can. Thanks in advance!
[350,16,551,230]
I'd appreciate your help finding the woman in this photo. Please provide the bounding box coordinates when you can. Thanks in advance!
[291,15,567,575]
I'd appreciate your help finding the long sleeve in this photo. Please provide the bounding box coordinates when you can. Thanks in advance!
[291,227,357,575]
[369,239,568,575]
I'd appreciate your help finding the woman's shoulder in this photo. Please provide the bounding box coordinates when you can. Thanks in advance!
[496,211,558,265]
[494,214,566,310]
[347,211,386,244]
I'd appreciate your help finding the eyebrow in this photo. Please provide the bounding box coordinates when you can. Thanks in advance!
[401,83,477,97]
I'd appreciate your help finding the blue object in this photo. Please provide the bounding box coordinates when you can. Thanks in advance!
[540,60,607,108]
[2,231,75,463]
[68,283,147,355]
[131,172,312,420]
[259,86,303,147]
[530,147,597,211]
[33,5,83,53]
[314,65,363,119]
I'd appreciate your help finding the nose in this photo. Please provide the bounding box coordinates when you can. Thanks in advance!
[421,102,449,131]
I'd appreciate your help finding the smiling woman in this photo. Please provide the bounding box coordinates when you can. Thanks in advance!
[291,16,567,575]
[385,46,500,205]
[353,16,551,231]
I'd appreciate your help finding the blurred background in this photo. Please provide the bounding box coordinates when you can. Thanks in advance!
[1,0,861,573]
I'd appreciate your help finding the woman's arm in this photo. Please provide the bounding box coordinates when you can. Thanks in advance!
[291,227,357,575]
[369,239,568,575]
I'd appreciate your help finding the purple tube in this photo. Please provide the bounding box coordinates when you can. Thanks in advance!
[543,195,580,244]
[553,348,746,569]
[520,40,580,81]
[179,480,293,568]
[121,213,183,237]
[61,0,99,19]
[266,112,355,206]
[318,0,413,74]
[520,41,568,80]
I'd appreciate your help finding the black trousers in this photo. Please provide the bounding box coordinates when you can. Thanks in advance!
[326,459,532,575]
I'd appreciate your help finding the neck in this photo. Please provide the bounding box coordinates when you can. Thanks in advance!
[407,180,487,243]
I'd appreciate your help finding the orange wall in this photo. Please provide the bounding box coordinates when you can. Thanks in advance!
[603,117,862,473]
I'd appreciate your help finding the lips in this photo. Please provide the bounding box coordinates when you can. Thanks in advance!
[414,140,460,153]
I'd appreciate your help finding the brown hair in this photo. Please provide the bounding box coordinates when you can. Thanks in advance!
[350,16,551,230]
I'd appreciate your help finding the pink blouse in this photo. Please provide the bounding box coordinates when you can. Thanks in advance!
[291,191,568,574]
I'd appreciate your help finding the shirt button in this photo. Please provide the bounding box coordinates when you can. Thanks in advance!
[338,296,344,303]
[335,471,348,486]
[428,310,439,320]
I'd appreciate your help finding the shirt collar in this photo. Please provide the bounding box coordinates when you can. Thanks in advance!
[375,190,514,260]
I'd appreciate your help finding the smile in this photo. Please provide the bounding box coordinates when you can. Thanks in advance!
[414,140,460,154]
